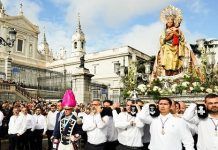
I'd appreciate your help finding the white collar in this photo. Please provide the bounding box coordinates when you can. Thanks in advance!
[208,114,218,120]
[160,113,172,119]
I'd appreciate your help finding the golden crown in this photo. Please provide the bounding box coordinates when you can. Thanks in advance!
[160,5,183,24]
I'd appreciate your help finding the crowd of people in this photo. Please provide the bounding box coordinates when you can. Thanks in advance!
[0,91,217,150]
[0,98,56,150]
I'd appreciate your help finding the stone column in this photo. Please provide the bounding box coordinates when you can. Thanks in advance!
[5,55,12,80]
[71,68,94,104]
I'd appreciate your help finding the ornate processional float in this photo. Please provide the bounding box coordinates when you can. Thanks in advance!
[122,5,218,103]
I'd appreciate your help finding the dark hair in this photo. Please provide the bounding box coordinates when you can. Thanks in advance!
[101,107,112,117]
[103,100,113,106]
[35,107,41,111]
[158,97,172,106]
[126,99,133,103]
[205,93,218,102]
[136,100,144,105]
[175,101,180,109]
[58,100,62,103]
[50,104,56,108]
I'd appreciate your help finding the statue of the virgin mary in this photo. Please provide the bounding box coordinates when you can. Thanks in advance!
[151,5,204,81]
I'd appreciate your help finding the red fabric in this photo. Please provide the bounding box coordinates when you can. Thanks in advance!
[172,35,179,45]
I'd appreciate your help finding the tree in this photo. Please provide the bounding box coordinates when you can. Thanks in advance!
[121,61,137,100]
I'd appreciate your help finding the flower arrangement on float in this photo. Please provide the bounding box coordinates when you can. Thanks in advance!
[137,74,218,100]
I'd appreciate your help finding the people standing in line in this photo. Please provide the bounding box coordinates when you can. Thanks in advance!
[8,107,20,150]
[137,97,194,150]
[171,101,198,135]
[136,100,151,150]
[32,107,47,150]
[46,104,58,150]
[115,99,144,150]
[102,100,118,150]
[171,100,198,150]
[16,106,34,150]
[82,99,108,150]
[183,93,218,150]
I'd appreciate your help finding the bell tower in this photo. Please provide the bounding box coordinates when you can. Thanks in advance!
[71,13,86,57]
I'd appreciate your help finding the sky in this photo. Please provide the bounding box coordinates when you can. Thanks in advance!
[2,0,218,57]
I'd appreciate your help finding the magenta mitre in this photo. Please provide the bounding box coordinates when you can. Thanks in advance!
[61,89,77,108]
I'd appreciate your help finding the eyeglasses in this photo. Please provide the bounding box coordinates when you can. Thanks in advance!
[64,108,71,110]
[91,104,99,106]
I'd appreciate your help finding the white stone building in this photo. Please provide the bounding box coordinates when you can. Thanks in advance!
[0,2,61,101]
[0,1,151,103]
[47,15,151,103]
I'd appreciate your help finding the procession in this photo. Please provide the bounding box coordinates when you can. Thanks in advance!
[0,90,217,150]
[0,1,218,150]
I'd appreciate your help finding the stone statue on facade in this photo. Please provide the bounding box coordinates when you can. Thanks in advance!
[79,55,85,68]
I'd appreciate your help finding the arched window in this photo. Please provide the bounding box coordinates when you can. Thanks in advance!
[81,42,84,49]
[74,42,77,49]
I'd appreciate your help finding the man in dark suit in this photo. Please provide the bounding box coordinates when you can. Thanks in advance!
[52,100,64,138]
[53,90,83,150]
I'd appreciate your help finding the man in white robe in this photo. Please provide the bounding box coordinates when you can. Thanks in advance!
[82,100,108,150]
[137,97,194,150]
[115,99,144,150]
[183,93,218,150]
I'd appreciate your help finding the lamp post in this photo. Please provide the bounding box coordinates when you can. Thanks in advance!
[136,62,151,83]
[114,56,128,77]
[114,57,127,103]
[0,28,17,48]
[114,56,151,82]
[1,28,17,81]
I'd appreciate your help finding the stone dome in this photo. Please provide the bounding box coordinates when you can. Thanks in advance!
[72,30,85,42]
